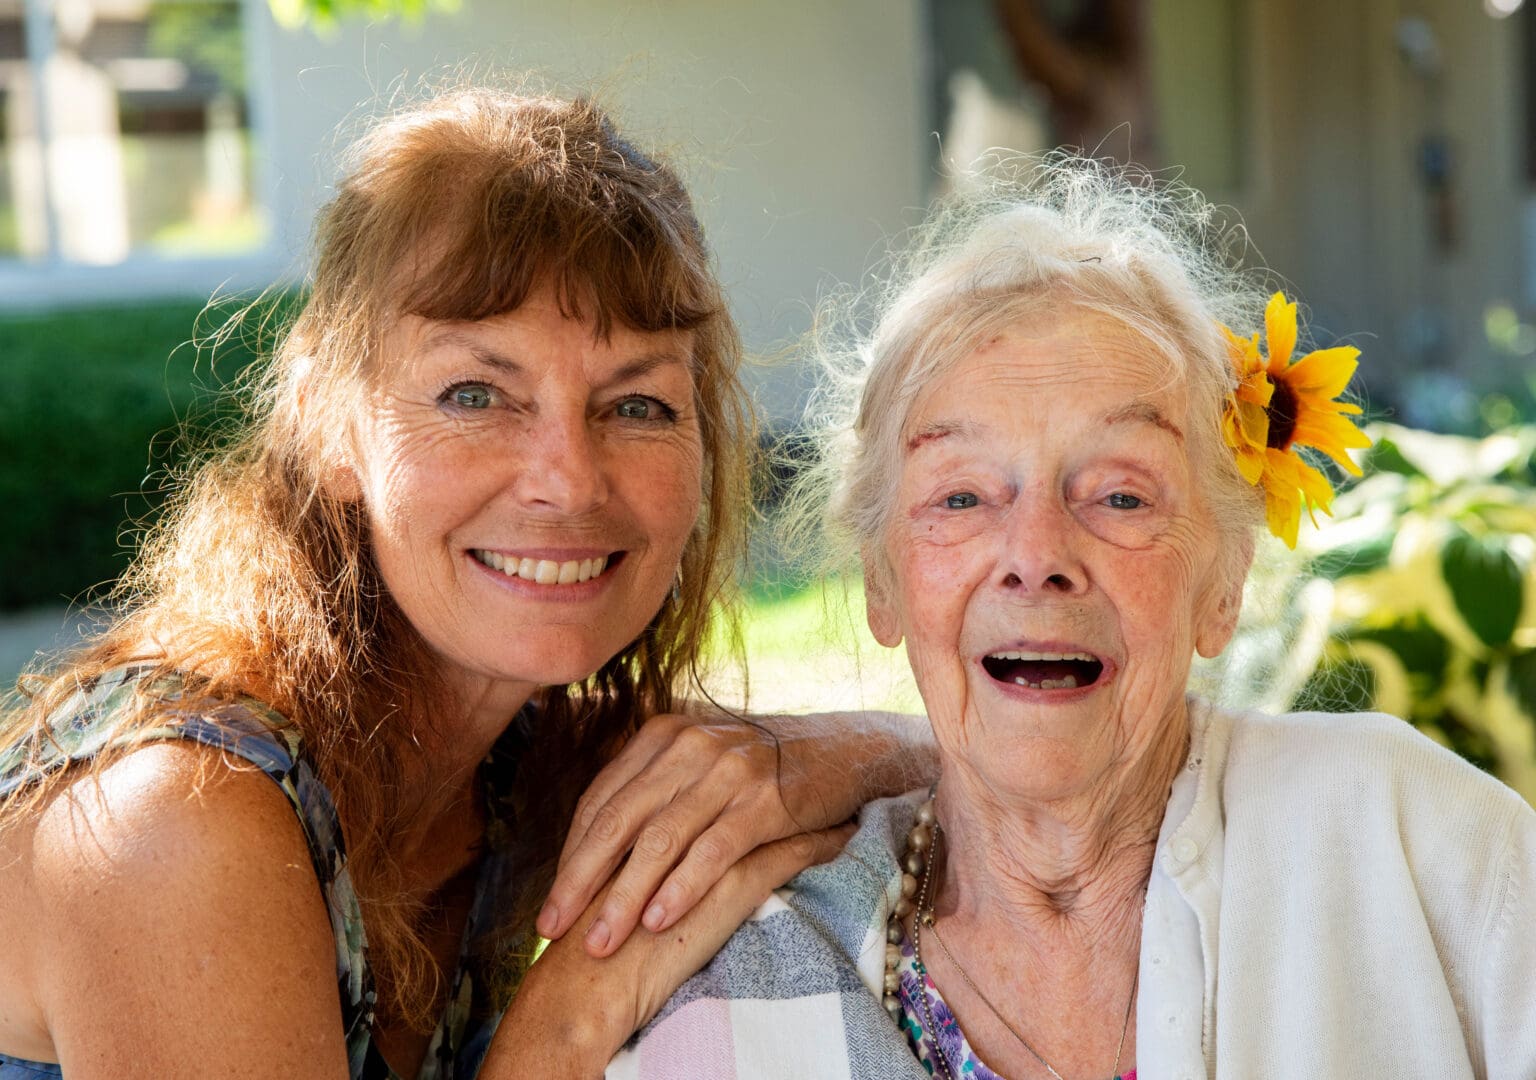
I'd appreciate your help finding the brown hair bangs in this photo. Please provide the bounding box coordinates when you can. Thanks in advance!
[321,93,720,347]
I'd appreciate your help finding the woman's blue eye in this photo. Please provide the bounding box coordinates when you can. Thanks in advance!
[450,385,493,409]
[615,396,676,422]
[945,492,978,510]
[1106,492,1143,510]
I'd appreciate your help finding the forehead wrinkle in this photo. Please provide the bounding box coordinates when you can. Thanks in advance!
[600,349,694,389]
[418,327,523,376]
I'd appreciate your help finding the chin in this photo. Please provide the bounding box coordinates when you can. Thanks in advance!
[498,641,628,689]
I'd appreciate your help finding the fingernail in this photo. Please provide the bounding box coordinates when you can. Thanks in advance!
[585,918,611,952]
[642,902,667,931]
[537,901,560,936]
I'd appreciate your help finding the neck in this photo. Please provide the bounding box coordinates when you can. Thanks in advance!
[932,699,1188,944]
[388,673,533,887]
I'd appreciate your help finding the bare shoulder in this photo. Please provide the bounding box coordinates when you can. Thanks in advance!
[0,741,348,1079]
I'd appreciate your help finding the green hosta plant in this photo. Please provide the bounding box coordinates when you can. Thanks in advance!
[1234,422,1536,803]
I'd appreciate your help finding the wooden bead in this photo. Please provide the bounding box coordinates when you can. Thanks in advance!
[895,897,913,918]
[900,872,918,898]
[916,801,936,826]
[886,943,901,969]
[887,921,904,944]
[884,993,902,1018]
[904,851,925,876]
[908,824,932,851]
[884,969,901,993]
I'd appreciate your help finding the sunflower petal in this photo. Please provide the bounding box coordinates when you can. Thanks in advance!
[1284,346,1360,398]
[1292,414,1372,474]
[1265,292,1298,370]
[1235,371,1275,407]
[1235,399,1270,448]
[1292,455,1337,513]
[1264,486,1301,549]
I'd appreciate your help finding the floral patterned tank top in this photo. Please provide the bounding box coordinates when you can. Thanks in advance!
[0,666,521,1080]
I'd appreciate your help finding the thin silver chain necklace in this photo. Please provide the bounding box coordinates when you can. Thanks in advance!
[905,812,1138,1080]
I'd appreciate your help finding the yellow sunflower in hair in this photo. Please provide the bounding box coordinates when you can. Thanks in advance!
[1220,292,1373,548]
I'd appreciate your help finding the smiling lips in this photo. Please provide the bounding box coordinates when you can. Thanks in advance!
[982,649,1106,691]
[471,549,613,585]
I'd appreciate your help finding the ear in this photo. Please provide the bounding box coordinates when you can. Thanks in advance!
[862,546,903,648]
[324,458,363,502]
[292,356,364,503]
[1195,531,1254,659]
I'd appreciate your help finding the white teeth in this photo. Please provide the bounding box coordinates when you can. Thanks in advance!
[990,650,1097,663]
[473,550,611,586]
[1060,674,1078,689]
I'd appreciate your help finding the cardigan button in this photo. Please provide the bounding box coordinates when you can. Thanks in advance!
[1172,837,1199,864]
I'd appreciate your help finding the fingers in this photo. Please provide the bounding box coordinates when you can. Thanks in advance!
[543,714,798,951]
[539,715,687,939]
[579,784,732,956]
[558,714,684,870]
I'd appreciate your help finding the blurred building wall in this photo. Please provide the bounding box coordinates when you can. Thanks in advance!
[1235,0,1527,411]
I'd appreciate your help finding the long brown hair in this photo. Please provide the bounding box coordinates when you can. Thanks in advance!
[0,84,754,1027]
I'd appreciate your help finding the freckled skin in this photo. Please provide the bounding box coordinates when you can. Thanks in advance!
[347,288,704,726]
[867,308,1238,814]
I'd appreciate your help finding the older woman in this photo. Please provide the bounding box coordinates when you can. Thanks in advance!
[616,163,1536,1080]
[0,88,930,1080]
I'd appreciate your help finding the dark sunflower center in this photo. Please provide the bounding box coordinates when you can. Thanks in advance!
[1266,379,1299,450]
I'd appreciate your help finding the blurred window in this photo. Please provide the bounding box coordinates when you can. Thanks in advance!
[0,0,266,267]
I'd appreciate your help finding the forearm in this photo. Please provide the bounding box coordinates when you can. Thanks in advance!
[484,968,620,1080]
[757,709,938,818]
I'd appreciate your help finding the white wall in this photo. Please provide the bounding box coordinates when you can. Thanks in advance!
[8,0,929,422]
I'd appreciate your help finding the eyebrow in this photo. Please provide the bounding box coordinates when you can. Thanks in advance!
[904,419,982,454]
[422,329,691,386]
[1102,401,1184,442]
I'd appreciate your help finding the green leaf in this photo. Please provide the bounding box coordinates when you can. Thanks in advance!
[1363,436,1424,479]
[1440,530,1525,648]
[1508,650,1536,720]
[1347,618,1450,679]
[1305,534,1395,580]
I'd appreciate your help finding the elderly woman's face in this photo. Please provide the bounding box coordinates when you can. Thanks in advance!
[867,308,1237,800]
[345,285,703,704]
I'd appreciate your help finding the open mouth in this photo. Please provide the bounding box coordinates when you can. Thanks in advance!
[981,649,1105,691]
[471,549,624,585]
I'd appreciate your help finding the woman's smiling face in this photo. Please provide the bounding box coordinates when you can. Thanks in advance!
[867,306,1240,802]
[346,285,703,712]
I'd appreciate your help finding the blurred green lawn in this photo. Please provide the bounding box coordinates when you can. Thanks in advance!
[721,577,923,715]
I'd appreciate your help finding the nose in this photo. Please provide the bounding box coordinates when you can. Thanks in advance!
[514,413,608,516]
[997,494,1088,596]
